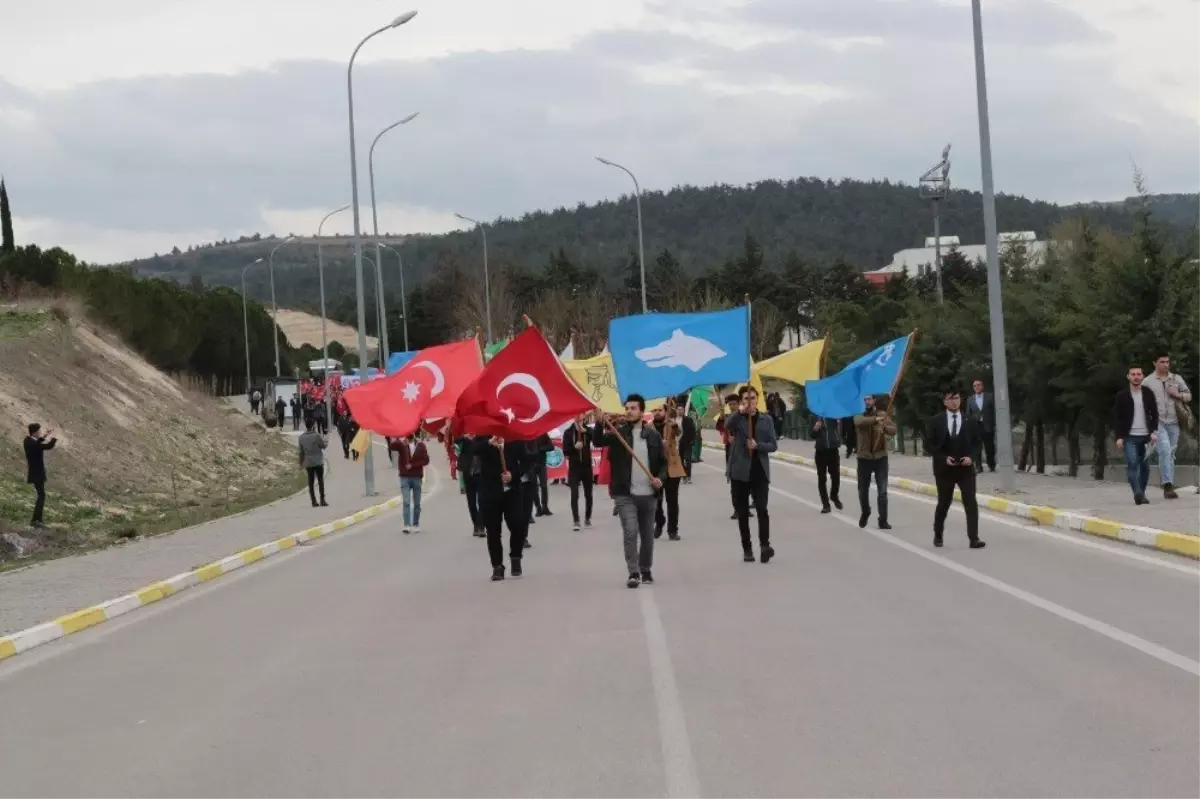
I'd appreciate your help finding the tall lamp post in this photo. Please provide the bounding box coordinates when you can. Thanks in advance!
[377,242,409,353]
[369,111,420,368]
[345,9,419,497]
[317,204,350,429]
[596,156,647,313]
[267,236,296,376]
[971,0,1015,492]
[454,212,491,345]
[239,257,265,399]
[919,144,951,305]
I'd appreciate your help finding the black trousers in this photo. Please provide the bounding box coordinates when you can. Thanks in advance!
[655,476,681,535]
[856,458,889,522]
[340,431,351,458]
[306,466,326,505]
[681,449,693,479]
[534,462,549,512]
[463,473,482,531]
[483,489,528,567]
[814,448,840,507]
[934,465,980,542]
[569,468,593,523]
[732,477,770,551]
[31,480,46,525]
[725,443,736,511]
[974,431,996,472]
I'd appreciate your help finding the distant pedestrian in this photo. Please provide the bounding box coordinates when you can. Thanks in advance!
[1114,365,1159,506]
[314,401,329,436]
[290,396,301,430]
[854,395,896,530]
[811,415,843,513]
[298,420,328,508]
[390,433,430,533]
[456,434,484,536]
[563,413,595,531]
[966,379,997,473]
[274,397,286,429]
[250,390,262,414]
[768,392,787,438]
[24,423,57,529]
[1143,353,1192,500]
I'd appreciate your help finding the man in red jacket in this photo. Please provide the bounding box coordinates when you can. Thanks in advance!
[390,433,431,533]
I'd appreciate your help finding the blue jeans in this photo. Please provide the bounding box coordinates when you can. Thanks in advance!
[1155,421,1181,486]
[401,476,422,527]
[1123,436,1151,497]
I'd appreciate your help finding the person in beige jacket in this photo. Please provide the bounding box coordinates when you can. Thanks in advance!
[854,395,897,529]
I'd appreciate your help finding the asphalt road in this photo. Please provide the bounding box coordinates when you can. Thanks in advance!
[0,451,1196,798]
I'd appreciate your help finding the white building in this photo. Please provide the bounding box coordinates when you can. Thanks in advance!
[864,231,1049,285]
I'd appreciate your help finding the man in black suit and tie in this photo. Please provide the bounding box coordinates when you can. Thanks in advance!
[928,388,986,550]
[966,378,996,473]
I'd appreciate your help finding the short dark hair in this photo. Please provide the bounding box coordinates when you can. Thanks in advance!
[738,385,757,398]
[724,393,739,403]
[305,420,316,431]
[1129,365,1144,372]
[1155,353,1170,362]
[28,423,40,436]
[943,388,962,398]
[624,393,646,412]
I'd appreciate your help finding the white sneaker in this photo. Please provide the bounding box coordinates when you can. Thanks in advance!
[402,526,411,534]
[412,525,421,533]
[572,522,580,531]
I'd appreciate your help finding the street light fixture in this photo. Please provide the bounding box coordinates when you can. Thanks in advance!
[267,235,296,376]
[240,257,265,400]
[971,0,1015,492]
[345,9,418,497]
[919,144,952,305]
[376,242,409,353]
[368,111,420,368]
[596,156,647,313]
[454,211,491,345]
[317,204,350,429]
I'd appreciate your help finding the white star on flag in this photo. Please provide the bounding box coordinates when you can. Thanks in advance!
[402,381,422,403]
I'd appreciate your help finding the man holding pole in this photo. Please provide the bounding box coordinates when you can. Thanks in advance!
[593,394,666,589]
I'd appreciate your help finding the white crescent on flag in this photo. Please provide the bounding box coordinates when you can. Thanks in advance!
[496,372,551,423]
[411,360,446,396]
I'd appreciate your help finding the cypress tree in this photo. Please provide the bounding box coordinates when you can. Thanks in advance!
[0,178,13,253]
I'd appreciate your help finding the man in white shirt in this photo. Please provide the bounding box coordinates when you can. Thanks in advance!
[1143,353,1192,499]
[1114,366,1160,505]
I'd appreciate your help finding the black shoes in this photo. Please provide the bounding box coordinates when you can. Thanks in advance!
[627,573,640,589]
[1164,483,1179,499]
[1135,494,1150,505]
[859,511,870,528]
[821,505,832,514]
[970,540,987,549]
[760,546,775,564]
[491,565,505,581]
[878,521,892,530]
[654,528,663,539]
[743,549,755,562]
[668,533,681,541]
[933,535,943,548]
[640,570,654,584]
[511,558,523,578]
[833,499,843,510]
[524,539,532,549]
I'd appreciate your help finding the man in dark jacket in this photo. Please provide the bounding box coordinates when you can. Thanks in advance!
[472,435,531,581]
[966,378,997,473]
[927,388,985,549]
[531,433,554,517]
[1114,365,1160,505]
[726,386,778,563]
[562,414,595,530]
[456,434,484,536]
[24,423,57,528]
[593,394,666,588]
[811,415,843,513]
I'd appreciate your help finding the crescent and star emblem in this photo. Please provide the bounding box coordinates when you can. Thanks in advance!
[411,361,446,396]
[495,372,550,424]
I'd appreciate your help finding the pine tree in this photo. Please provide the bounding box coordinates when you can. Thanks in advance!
[0,178,14,253]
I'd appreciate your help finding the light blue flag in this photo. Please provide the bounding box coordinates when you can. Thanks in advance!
[804,367,866,420]
[843,334,912,397]
[609,306,751,399]
[387,350,417,375]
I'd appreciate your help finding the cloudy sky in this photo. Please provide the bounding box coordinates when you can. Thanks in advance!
[1,0,1196,263]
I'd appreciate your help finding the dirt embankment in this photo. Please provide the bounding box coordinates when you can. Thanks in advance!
[0,303,303,566]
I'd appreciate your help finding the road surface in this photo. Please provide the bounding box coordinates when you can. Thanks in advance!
[0,450,1196,797]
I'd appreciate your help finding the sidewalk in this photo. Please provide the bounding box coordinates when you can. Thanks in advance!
[0,432,399,637]
[769,438,1199,536]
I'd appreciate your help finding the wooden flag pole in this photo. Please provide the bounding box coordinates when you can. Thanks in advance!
[885,329,920,420]
[602,416,655,480]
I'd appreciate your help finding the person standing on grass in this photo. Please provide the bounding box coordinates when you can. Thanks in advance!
[593,394,666,589]
[298,420,328,508]
[1143,353,1192,500]
[854,395,897,530]
[726,385,778,564]
[24,423,57,529]
[811,415,843,514]
[1114,365,1159,506]
[390,433,430,533]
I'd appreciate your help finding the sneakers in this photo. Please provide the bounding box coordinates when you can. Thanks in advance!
[640,570,654,584]
[585,518,592,528]
[524,539,532,549]
[743,549,755,563]
[1135,494,1150,505]
[668,533,681,541]
[760,546,775,564]
[473,529,485,538]
[627,573,640,589]
[491,565,505,581]
[572,522,581,531]
[933,535,944,548]
[402,526,411,534]
[511,558,523,578]
[412,525,421,534]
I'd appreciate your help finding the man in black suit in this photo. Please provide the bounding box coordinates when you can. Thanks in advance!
[928,389,986,550]
[966,378,996,473]
[24,423,58,529]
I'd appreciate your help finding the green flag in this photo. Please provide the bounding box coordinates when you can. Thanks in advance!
[688,386,712,417]
[484,337,510,361]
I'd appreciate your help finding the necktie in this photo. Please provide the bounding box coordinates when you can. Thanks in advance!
[951,414,958,437]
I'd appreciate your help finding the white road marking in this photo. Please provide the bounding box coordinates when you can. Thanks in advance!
[702,462,1200,678]
[639,589,701,799]
[770,458,1199,576]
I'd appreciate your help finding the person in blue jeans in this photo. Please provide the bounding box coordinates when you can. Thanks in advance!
[1144,353,1192,500]
[1113,365,1160,506]
[389,433,430,533]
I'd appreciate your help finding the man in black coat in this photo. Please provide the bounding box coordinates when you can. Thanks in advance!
[1113,365,1160,505]
[24,423,58,528]
[927,388,986,550]
[472,435,531,581]
[562,414,596,530]
[966,378,997,473]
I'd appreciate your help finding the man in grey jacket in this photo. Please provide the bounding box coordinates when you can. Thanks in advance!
[726,385,778,563]
[1144,353,1193,499]
[298,421,329,508]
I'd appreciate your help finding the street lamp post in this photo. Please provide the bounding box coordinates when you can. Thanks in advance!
[454,212,491,344]
[971,0,1015,492]
[596,157,647,313]
[919,144,952,305]
[239,257,265,399]
[377,243,409,353]
[317,204,350,430]
[369,111,420,368]
[345,9,418,497]
[267,236,296,376]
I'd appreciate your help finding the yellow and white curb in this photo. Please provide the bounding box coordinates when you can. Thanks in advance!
[0,494,405,664]
[703,443,1199,560]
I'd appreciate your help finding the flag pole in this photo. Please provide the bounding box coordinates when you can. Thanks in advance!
[819,329,832,378]
[602,416,655,480]
[885,329,919,420]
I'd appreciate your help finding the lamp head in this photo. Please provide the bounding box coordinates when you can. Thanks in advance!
[391,10,418,27]
[399,111,420,124]
[595,156,614,166]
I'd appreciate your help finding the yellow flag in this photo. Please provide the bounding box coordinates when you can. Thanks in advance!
[349,428,370,459]
[752,338,825,386]
[563,352,664,414]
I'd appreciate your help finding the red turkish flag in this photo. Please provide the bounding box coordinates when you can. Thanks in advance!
[456,327,596,439]
[344,338,482,436]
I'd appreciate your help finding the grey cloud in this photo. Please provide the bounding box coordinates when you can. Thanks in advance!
[0,0,1194,256]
